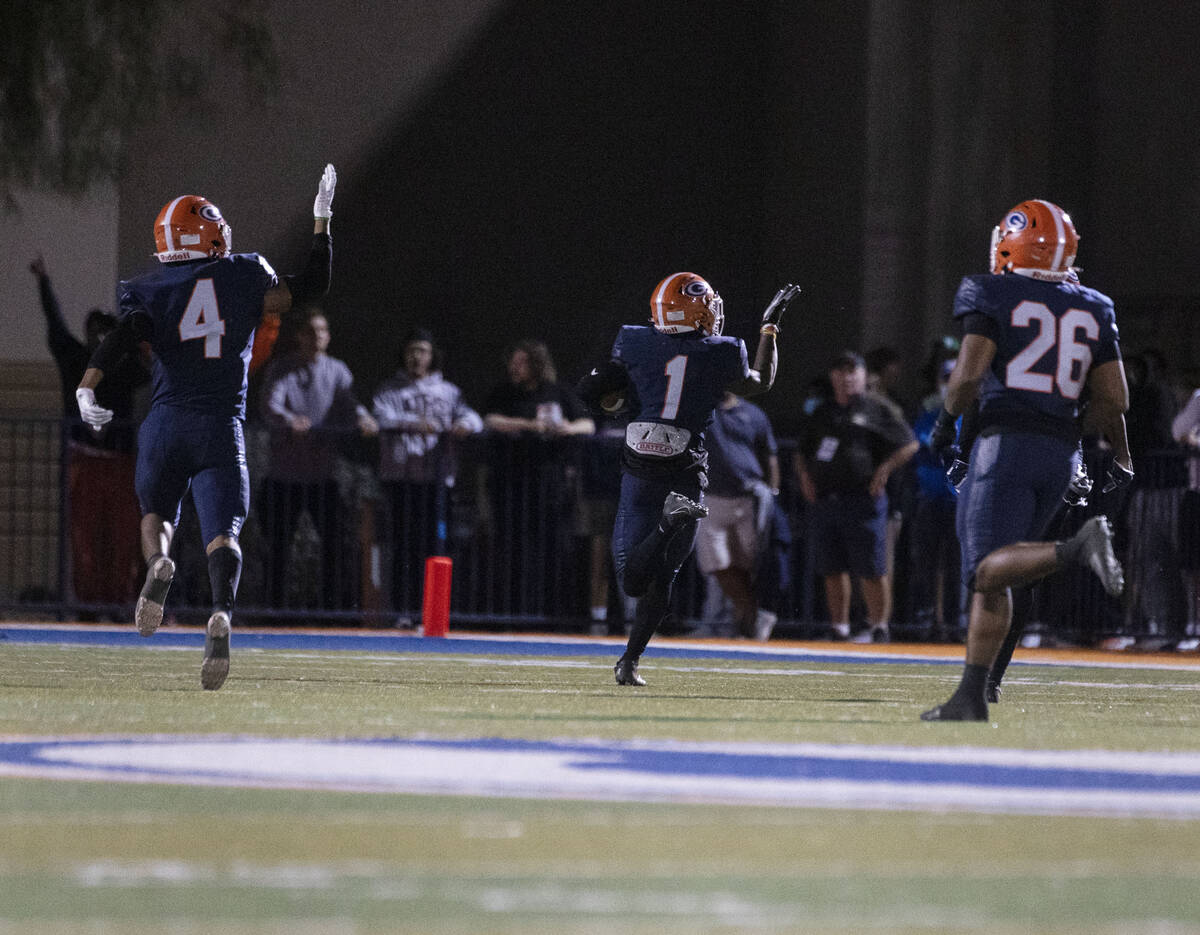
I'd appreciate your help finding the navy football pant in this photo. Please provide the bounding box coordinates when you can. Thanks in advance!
[612,471,702,660]
[135,406,249,546]
[956,431,1076,588]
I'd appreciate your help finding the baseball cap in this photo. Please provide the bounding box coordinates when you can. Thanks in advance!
[830,350,866,371]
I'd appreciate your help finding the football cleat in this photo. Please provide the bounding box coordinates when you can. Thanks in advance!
[614,657,646,686]
[649,272,724,336]
[153,195,231,262]
[920,697,988,722]
[1073,515,1125,597]
[986,680,1002,704]
[990,199,1079,282]
[201,611,231,691]
[661,492,708,529]
[134,555,175,637]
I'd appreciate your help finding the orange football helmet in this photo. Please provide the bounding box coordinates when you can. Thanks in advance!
[153,195,232,262]
[989,199,1079,282]
[649,272,724,336]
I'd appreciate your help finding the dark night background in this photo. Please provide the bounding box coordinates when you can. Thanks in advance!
[94,0,1200,433]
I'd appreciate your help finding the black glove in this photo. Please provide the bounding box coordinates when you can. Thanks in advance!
[929,408,958,465]
[1063,460,1093,507]
[761,284,800,331]
[1102,460,1134,494]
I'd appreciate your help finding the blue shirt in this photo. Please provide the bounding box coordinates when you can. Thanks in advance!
[119,253,277,419]
[706,398,777,496]
[953,273,1120,440]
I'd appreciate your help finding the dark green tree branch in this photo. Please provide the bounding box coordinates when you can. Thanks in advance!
[0,0,277,206]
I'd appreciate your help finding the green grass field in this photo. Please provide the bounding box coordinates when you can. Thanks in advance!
[3,635,1200,933]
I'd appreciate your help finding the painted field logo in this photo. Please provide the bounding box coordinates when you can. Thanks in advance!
[3,736,1200,819]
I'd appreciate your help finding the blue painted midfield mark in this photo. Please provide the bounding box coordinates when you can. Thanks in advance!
[2,736,1200,818]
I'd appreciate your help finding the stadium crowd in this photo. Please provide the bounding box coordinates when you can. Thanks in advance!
[23,182,1200,666]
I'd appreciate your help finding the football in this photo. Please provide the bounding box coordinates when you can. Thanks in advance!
[599,391,625,413]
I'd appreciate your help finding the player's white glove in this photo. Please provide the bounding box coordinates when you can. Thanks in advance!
[75,388,113,428]
[313,163,337,219]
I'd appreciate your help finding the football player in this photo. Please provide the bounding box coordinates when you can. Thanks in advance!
[579,274,799,686]
[75,164,338,690]
[922,199,1132,721]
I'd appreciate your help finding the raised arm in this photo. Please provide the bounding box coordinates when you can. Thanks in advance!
[727,284,799,397]
[263,164,337,318]
[30,255,80,357]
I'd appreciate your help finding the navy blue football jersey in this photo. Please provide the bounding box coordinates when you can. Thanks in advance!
[120,253,277,418]
[953,273,1120,437]
[613,326,749,439]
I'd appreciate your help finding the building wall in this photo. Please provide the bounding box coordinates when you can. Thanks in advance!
[4,1,1199,427]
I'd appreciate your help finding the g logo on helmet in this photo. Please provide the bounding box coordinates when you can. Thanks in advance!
[199,204,224,222]
[1004,211,1028,232]
[682,280,710,298]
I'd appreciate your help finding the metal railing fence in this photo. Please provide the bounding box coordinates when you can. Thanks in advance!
[1,414,1193,645]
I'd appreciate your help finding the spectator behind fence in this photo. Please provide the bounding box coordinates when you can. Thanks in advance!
[1121,351,1187,643]
[796,350,918,643]
[31,255,148,616]
[1172,384,1200,648]
[261,307,378,611]
[908,358,963,641]
[372,327,482,614]
[695,391,781,641]
[75,163,339,690]
[483,339,594,615]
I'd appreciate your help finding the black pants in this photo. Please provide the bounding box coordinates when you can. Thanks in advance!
[261,477,348,609]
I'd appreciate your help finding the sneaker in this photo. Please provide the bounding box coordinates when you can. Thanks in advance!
[201,611,231,691]
[661,492,708,529]
[134,556,175,637]
[830,623,851,641]
[614,657,646,686]
[1073,515,1125,597]
[754,609,778,642]
[851,625,889,644]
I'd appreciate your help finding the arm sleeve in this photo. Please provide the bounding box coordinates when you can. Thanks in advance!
[262,367,292,425]
[1173,390,1200,442]
[451,390,484,432]
[281,233,332,308]
[87,311,150,374]
[558,383,590,422]
[960,311,1000,343]
[576,359,629,412]
[1091,303,1122,366]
